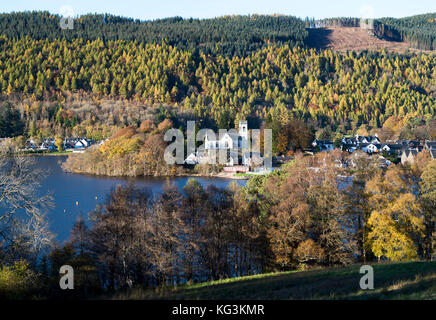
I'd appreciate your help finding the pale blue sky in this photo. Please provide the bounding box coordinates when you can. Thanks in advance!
[2,0,436,20]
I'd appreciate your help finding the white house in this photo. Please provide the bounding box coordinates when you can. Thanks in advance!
[343,134,380,146]
[361,143,380,153]
[381,144,390,152]
[81,139,89,147]
[74,140,86,149]
[355,134,380,144]
[184,153,198,165]
[401,149,419,165]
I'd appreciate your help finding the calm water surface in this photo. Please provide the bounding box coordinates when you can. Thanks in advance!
[33,156,246,243]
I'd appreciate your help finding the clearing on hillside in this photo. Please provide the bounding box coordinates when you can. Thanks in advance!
[307,27,423,53]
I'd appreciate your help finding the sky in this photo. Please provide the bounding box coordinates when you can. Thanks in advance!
[2,0,436,21]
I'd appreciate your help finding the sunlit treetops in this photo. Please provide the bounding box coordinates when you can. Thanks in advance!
[1,36,435,133]
[0,12,307,57]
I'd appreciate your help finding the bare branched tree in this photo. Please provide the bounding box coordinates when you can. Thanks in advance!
[0,140,54,263]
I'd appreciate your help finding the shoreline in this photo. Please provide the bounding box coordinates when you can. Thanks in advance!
[20,152,276,180]
[62,170,251,180]
[17,151,73,157]
[20,151,267,180]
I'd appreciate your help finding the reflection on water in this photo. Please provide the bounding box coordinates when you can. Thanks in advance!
[33,156,246,243]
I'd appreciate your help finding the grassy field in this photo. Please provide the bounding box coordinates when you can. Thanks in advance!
[234,173,257,177]
[20,150,72,156]
[111,262,436,300]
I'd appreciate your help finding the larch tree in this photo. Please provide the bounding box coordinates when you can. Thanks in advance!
[366,166,424,261]
[419,161,436,260]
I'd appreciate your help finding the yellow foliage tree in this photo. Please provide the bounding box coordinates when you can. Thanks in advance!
[55,136,63,152]
[368,210,418,261]
[366,166,424,261]
[276,132,288,155]
[382,116,403,136]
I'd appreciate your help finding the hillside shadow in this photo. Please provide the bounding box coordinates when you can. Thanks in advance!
[168,268,362,299]
[356,276,436,300]
[306,28,333,50]
[165,263,436,300]
[111,262,436,300]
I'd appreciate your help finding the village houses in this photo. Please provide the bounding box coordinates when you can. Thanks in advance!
[313,133,435,166]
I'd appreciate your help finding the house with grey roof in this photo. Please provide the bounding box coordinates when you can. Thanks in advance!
[341,134,380,146]
[401,149,420,165]
[312,139,334,151]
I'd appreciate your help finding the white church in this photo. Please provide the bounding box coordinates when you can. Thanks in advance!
[185,120,258,166]
[204,120,248,150]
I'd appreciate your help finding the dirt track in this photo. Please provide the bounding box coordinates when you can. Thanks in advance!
[307,27,424,53]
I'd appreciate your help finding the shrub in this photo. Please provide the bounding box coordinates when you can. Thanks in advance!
[0,260,41,299]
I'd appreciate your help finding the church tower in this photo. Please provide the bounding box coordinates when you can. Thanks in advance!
[239,120,248,140]
[238,120,248,150]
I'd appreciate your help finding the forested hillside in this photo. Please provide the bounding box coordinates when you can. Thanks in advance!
[375,13,436,50]
[313,14,436,50]
[0,12,435,144]
[309,17,361,28]
[3,12,436,53]
[0,12,307,57]
[1,37,435,139]
[309,14,436,51]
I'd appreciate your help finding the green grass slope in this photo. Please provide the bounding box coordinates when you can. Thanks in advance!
[111,262,436,300]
